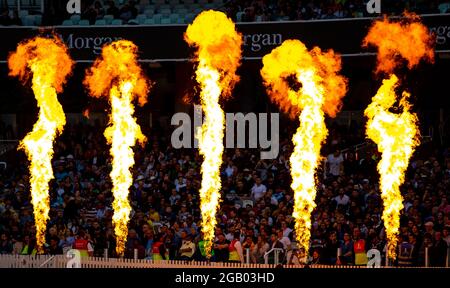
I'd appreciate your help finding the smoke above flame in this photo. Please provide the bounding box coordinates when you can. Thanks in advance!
[363,13,434,260]
[8,36,74,253]
[84,40,150,256]
[184,10,242,258]
[261,40,347,253]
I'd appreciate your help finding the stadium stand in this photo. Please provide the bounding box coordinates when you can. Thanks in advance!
[0,114,448,266]
[0,0,449,26]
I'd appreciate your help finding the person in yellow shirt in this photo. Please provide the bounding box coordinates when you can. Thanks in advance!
[148,206,160,222]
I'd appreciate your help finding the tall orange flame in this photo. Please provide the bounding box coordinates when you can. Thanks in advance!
[84,40,150,256]
[184,10,242,258]
[261,40,347,253]
[363,13,434,261]
[8,36,74,253]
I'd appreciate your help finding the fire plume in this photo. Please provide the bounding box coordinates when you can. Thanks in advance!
[184,10,242,258]
[84,40,150,256]
[363,14,434,260]
[261,40,347,252]
[8,36,73,253]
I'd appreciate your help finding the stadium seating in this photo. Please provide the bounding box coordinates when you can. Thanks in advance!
[104,15,115,25]
[161,18,171,25]
[62,20,74,26]
[439,3,450,13]
[153,14,163,24]
[34,15,42,25]
[111,19,123,25]
[78,20,90,26]
[136,14,148,24]
[18,10,29,18]
[23,15,35,26]
[70,14,81,25]
[95,19,107,26]
[144,18,155,25]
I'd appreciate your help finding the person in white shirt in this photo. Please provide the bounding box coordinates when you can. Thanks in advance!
[277,230,291,250]
[327,149,344,177]
[251,177,267,201]
[281,222,293,238]
[334,188,350,207]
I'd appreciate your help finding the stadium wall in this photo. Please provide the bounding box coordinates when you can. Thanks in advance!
[0,14,449,62]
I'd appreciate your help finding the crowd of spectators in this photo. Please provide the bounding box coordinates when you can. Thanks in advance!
[0,0,449,26]
[224,0,449,22]
[0,117,449,267]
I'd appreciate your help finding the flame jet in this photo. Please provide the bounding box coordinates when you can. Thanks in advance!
[8,36,74,253]
[84,40,150,256]
[363,14,434,260]
[261,40,347,253]
[184,10,242,258]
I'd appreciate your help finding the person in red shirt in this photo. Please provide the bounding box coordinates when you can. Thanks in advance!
[72,231,94,257]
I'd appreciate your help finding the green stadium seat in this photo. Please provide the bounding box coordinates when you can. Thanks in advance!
[95,19,106,25]
[169,0,181,6]
[161,18,171,25]
[136,14,147,24]
[62,20,74,26]
[169,13,179,23]
[18,10,28,18]
[111,19,123,25]
[70,14,81,24]
[78,20,90,26]
[144,18,155,25]
[23,15,35,26]
[160,8,171,17]
[34,15,42,25]
[159,4,171,11]
[153,14,162,24]
[104,15,114,25]
[176,8,188,16]
[174,4,185,11]
[144,9,155,17]
[176,17,185,24]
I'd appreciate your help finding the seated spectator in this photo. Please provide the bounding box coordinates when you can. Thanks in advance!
[251,177,267,202]
[106,0,120,18]
[0,9,11,26]
[0,233,13,254]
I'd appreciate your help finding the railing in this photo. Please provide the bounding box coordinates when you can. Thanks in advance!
[1,252,448,268]
[263,248,284,265]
